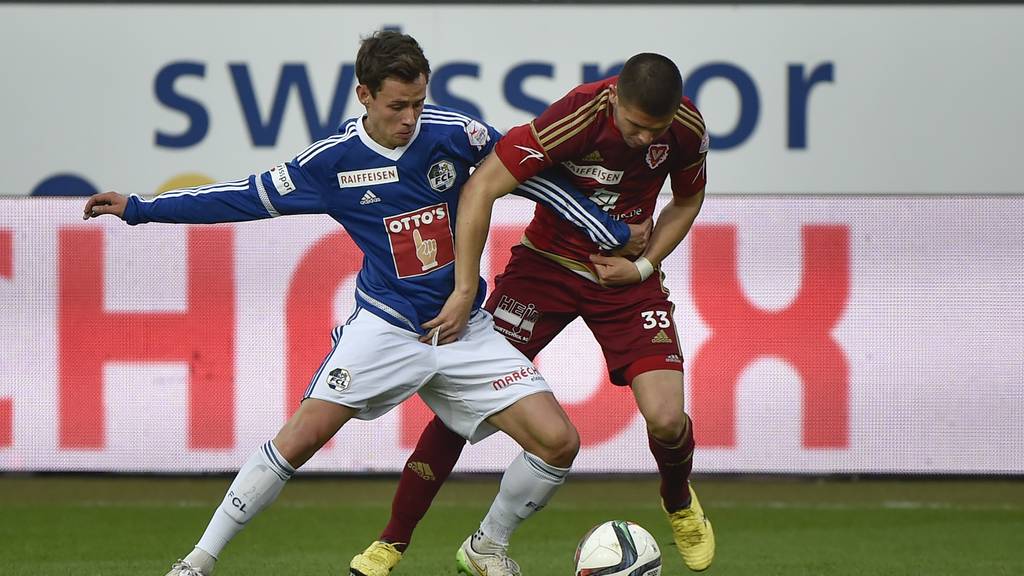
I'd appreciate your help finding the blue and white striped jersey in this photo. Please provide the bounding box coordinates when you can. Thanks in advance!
[123,105,628,334]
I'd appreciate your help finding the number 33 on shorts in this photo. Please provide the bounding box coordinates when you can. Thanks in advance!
[641,310,671,329]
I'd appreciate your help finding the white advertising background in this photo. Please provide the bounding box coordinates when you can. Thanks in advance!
[0,5,1022,197]
[0,197,1021,474]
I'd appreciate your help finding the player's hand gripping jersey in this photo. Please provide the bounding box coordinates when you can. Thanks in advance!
[122,105,629,334]
[495,77,709,277]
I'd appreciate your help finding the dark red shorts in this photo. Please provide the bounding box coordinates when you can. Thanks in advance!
[484,245,683,385]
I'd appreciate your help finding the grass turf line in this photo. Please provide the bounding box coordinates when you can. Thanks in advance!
[0,477,1021,575]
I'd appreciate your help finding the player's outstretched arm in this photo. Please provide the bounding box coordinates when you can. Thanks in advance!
[82,191,129,220]
[420,152,518,344]
[512,170,646,254]
[591,189,704,287]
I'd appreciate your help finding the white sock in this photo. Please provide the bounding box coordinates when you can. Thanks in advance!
[182,547,216,574]
[194,440,295,559]
[478,451,570,548]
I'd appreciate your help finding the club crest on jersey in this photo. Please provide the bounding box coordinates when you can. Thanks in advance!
[645,144,670,169]
[465,120,490,150]
[428,160,456,192]
[327,368,351,391]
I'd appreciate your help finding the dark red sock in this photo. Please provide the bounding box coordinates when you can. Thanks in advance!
[648,414,695,512]
[380,416,466,550]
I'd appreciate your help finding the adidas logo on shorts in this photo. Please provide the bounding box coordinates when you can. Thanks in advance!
[651,329,673,344]
[360,190,381,205]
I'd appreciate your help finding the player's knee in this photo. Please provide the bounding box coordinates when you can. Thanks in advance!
[273,422,328,467]
[645,410,687,442]
[538,424,579,468]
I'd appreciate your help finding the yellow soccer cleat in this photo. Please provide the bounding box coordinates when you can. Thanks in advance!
[665,485,716,571]
[349,541,404,576]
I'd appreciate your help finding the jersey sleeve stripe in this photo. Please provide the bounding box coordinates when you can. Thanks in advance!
[297,125,359,166]
[674,114,703,138]
[154,182,251,200]
[421,109,472,124]
[541,103,606,152]
[254,174,282,217]
[420,118,467,127]
[677,104,704,126]
[536,93,610,151]
[681,154,707,171]
[535,90,609,142]
[674,106,705,138]
[296,121,358,161]
[516,177,619,249]
[157,178,248,195]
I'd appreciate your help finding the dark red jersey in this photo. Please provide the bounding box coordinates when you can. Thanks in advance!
[495,76,708,274]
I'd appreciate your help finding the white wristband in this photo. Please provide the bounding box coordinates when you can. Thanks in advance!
[634,256,655,281]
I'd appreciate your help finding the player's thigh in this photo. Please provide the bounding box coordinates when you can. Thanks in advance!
[485,390,579,465]
[424,310,569,449]
[304,310,433,421]
[485,246,579,359]
[582,276,684,386]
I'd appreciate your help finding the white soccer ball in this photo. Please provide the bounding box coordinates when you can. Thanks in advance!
[574,520,662,576]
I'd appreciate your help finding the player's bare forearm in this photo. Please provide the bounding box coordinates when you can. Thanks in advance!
[643,188,705,266]
[421,153,520,343]
[452,153,519,296]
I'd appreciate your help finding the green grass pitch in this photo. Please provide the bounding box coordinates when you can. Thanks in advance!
[1,476,1021,575]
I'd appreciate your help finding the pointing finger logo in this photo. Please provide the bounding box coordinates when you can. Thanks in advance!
[413,228,438,271]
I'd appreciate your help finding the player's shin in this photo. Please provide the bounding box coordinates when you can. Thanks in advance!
[477,451,570,549]
[648,413,695,512]
[191,440,296,567]
[382,416,467,549]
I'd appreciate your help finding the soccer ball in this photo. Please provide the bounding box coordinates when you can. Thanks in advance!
[574,520,661,576]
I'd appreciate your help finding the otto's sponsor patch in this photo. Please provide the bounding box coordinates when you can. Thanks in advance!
[338,166,399,188]
[384,203,454,278]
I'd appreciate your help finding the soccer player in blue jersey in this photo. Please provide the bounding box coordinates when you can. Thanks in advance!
[83,31,646,576]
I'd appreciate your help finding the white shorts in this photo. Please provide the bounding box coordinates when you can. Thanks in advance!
[304,308,550,443]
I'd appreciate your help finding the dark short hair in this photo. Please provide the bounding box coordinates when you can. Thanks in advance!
[356,30,431,95]
[616,53,683,118]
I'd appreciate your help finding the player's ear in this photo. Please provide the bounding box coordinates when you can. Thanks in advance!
[356,84,372,107]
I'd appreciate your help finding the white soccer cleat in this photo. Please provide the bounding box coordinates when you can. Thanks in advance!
[165,559,209,576]
[455,534,522,576]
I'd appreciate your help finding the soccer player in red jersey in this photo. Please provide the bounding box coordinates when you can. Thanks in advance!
[351,53,713,576]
